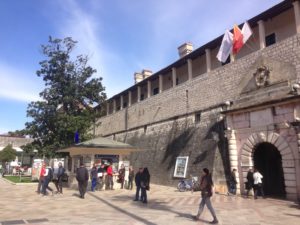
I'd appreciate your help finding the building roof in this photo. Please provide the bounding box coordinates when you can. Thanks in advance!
[108,0,293,101]
[57,136,140,156]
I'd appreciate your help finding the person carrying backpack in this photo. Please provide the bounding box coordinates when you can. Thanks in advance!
[41,164,54,196]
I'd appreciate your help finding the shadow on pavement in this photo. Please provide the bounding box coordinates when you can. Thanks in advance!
[88,192,157,225]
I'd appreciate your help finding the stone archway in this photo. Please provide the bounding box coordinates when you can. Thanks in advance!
[240,132,297,199]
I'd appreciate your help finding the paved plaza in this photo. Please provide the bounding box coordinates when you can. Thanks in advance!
[0,178,299,225]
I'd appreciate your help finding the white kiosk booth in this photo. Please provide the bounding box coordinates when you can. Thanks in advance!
[57,136,140,189]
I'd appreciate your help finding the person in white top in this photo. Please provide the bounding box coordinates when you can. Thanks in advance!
[253,168,265,199]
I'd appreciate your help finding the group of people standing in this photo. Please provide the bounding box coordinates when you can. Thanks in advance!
[227,167,265,199]
[36,162,65,196]
[75,162,151,200]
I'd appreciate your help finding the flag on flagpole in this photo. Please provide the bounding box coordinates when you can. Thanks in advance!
[216,30,233,63]
[241,21,253,44]
[233,25,243,54]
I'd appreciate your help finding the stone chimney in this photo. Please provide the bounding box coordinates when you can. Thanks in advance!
[178,42,193,58]
[134,69,153,84]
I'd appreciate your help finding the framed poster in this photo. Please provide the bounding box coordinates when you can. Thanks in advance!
[173,156,189,178]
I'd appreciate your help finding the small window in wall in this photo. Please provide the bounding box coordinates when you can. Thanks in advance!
[174,156,189,178]
[140,94,144,101]
[265,33,276,47]
[153,87,159,95]
[123,102,127,108]
[195,113,201,123]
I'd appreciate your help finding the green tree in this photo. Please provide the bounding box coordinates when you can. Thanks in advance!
[0,144,17,166]
[25,37,106,157]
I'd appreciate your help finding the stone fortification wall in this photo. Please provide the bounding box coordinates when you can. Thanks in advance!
[95,35,300,189]
[96,35,300,137]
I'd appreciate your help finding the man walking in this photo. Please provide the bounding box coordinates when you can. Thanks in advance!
[194,168,218,224]
[253,168,264,199]
[76,163,89,199]
[41,164,54,196]
[36,162,46,194]
[133,168,143,201]
[54,162,65,194]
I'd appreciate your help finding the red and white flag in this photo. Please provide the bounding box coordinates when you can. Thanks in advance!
[233,25,243,54]
[217,21,253,62]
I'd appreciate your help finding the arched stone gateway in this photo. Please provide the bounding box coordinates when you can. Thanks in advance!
[240,132,298,200]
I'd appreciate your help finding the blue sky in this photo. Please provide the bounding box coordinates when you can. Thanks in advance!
[0,0,283,134]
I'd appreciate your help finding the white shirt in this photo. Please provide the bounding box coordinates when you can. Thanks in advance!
[253,171,263,184]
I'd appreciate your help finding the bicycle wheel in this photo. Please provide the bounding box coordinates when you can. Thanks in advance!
[178,182,186,192]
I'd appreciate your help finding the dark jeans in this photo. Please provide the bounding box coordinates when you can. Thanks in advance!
[128,178,133,190]
[106,175,113,190]
[254,183,264,199]
[78,180,88,198]
[42,178,53,195]
[91,178,97,191]
[141,187,147,203]
[37,177,44,193]
[135,185,141,200]
[54,177,63,193]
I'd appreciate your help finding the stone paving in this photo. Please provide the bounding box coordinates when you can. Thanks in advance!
[0,178,299,225]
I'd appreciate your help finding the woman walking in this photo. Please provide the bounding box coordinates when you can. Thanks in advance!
[193,168,218,224]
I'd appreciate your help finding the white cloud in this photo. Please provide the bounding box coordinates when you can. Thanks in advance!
[0,63,42,102]
[54,0,126,97]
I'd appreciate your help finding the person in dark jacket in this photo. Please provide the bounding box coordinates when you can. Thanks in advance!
[90,164,98,192]
[140,167,150,204]
[76,163,89,199]
[97,163,105,190]
[133,167,143,201]
[54,162,65,194]
[246,168,254,198]
[228,168,237,195]
[118,164,125,189]
[193,168,218,224]
[128,166,134,190]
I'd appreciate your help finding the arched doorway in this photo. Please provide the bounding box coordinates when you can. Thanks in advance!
[253,142,286,197]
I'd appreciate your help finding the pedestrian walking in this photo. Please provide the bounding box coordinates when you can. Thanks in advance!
[54,162,65,194]
[140,167,150,204]
[36,162,46,194]
[227,168,237,195]
[193,168,218,224]
[106,162,114,190]
[253,168,265,199]
[118,164,125,189]
[133,168,143,201]
[41,164,54,196]
[76,163,89,199]
[246,168,254,198]
[90,164,98,192]
[128,166,134,190]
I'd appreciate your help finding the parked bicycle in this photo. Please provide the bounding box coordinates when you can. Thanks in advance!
[177,176,200,192]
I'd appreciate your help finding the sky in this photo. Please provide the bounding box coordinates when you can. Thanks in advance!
[0,0,283,134]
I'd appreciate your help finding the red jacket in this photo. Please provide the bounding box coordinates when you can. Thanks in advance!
[107,166,113,176]
[40,167,46,178]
